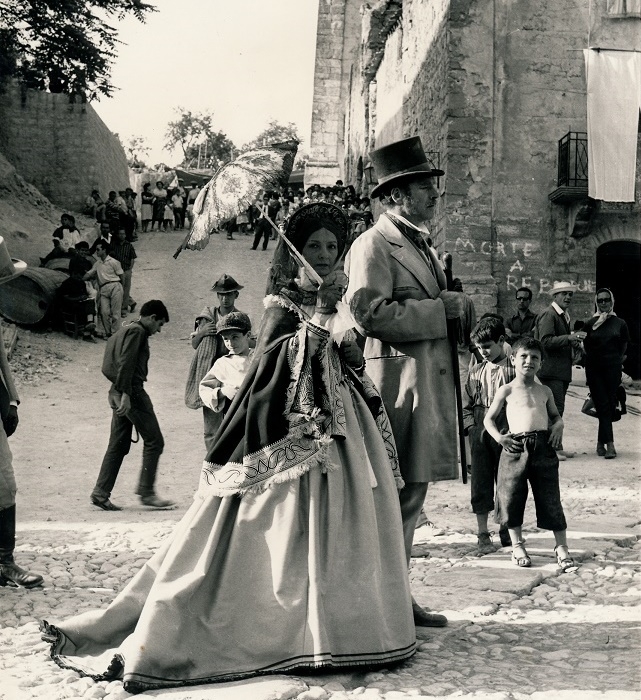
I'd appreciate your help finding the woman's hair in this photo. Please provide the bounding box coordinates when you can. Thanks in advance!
[266,202,349,295]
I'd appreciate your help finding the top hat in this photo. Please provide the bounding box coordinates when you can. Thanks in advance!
[549,281,577,295]
[0,237,27,285]
[216,311,251,334]
[369,136,444,198]
[211,274,243,293]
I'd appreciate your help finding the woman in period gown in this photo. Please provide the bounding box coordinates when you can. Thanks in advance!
[41,202,415,693]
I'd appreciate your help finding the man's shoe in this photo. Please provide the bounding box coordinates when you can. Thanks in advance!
[140,495,175,509]
[91,497,122,511]
[596,442,606,457]
[0,559,44,589]
[129,302,136,312]
[605,443,617,459]
[412,602,447,627]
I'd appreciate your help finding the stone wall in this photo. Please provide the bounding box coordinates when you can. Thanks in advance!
[0,85,129,214]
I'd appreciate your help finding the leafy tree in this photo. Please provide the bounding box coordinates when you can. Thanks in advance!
[0,0,156,100]
[165,108,236,170]
[242,120,301,152]
[124,134,150,169]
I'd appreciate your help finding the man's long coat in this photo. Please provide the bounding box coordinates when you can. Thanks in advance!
[345,214,458,483]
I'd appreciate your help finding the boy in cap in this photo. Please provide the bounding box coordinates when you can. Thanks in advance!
[199,312,253,418]
[185,274,248,453]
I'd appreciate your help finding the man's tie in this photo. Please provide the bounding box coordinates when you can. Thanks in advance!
[388,214,437,278]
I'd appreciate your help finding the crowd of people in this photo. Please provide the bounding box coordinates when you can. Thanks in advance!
[0,136,632,694]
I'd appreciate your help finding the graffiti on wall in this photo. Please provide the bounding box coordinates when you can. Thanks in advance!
[455,237,594,295]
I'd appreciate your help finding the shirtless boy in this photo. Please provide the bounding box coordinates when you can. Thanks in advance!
[484,337,577,573]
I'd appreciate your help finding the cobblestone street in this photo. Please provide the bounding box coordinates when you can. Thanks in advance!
[1,232,639,700]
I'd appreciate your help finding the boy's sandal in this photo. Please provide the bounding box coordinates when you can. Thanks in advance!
[512,541,531,568]
[554,545,579,573]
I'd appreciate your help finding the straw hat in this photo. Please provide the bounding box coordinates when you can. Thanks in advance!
[0,237,27,286]
[549,281,577,295]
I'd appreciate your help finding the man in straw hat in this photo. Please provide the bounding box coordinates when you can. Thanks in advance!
[345,136,462,627]
[534,281,586,459]
[0,238,44,588]
[185,274,248,453]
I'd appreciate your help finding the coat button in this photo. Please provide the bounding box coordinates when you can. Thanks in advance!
[440,369,447,375]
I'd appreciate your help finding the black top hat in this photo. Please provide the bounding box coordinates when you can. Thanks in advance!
[211,274,243,292]
[369,136,444,198]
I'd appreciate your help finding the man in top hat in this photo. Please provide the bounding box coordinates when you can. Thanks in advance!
[534,281,586,459]
[345,136,462,627]
[0,238,44,587]
[185,274,249,453]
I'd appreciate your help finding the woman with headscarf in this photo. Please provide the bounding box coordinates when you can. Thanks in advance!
[583,288,629,459]
[41,202,415,692]
[151,181,167,231]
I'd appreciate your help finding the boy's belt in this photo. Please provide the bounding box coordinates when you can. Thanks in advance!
[512,430,548,440]
[99,280,120,288]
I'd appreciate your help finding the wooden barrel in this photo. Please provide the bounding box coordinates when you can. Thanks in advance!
[0,267,68,325]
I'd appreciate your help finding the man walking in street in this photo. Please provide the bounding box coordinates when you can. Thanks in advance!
[535,281,586,460]
[345,136,462,628]
[0,240,44,588]
[83,240,124,338]
[505,287,538,343]
[90,300,174,511]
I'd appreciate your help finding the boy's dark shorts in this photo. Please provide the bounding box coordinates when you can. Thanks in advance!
[494,430,567,531]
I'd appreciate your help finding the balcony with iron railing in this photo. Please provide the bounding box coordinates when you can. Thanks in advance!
[549,131,589,203]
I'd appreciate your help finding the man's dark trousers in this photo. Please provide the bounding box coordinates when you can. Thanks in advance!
[91,386,164,500]
[251,220,271,250]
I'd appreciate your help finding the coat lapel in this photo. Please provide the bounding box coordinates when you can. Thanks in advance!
[375,215,444,299]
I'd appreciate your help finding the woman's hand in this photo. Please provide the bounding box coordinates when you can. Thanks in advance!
[341,339,363,368]
[315,273,344,314]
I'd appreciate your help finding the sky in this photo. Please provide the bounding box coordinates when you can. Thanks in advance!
[94,0,320,167]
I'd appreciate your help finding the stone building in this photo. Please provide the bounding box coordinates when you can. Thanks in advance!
[307,0,641,377]
[0,84,129,214]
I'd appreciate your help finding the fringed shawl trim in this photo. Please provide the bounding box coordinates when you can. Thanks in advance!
[198,422,335,497]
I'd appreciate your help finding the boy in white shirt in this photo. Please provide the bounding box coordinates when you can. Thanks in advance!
[199,312,253,416]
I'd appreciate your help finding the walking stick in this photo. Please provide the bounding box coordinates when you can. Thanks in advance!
[447,318,468,484]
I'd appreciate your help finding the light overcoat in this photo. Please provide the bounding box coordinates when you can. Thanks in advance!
[345,214,458,483]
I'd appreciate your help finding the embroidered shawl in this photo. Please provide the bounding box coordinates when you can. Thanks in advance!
[197,293,401,497]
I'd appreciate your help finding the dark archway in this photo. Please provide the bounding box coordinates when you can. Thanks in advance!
[596,240,641,378]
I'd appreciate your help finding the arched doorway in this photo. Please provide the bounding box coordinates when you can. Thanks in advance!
[596,240,641,378]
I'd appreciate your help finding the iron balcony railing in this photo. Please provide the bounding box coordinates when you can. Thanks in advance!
[557,132,588,188]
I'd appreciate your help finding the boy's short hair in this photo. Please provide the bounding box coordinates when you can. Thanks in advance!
[511,336,544,357]
[216,311,251,335]
[470,316,506,345]
[140,299,169,322]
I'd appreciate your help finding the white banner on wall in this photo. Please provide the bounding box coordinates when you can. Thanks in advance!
[584,49,641,202]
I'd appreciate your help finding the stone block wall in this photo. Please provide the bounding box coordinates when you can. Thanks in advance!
[0,85,129,214]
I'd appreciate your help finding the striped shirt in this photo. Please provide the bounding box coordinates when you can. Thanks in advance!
[462,355,515,430]
[110,240,137,271]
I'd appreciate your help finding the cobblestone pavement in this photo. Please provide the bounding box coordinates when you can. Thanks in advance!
[1,232,640,699]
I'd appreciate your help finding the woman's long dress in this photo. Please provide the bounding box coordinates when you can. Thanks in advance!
[42,294,416,693]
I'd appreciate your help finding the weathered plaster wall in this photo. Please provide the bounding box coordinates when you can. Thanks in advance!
[0,85,129,214]
[325,0,639,324]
